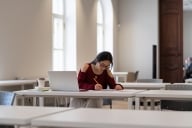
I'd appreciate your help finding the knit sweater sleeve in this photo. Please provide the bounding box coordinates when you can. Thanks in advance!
[78,69,95,90]
[106,71,124,89]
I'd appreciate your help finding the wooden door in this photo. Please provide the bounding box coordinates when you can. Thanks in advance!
[159,0,183,83]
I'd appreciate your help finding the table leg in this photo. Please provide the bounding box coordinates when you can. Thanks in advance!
[39,97,44,106]
[128,97,133,109]
[21,96,25,106]
[143,98,148,110]
[135,97,140,110]
[151,99,155,110]
[33,97,37,106]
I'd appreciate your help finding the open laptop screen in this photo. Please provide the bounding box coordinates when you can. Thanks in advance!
[48,71,80,91]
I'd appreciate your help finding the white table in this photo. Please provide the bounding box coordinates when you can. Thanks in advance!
[0,105,71,128]
[120,82,169,90]
[32,108,192,128]
[0,80,37,90]
[113,72,128,82]
[15,89,145,109]
[0,80,38,105]
[135,90,192,110]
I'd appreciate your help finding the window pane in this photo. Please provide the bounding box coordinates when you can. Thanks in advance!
[97,0,113,54]
[53,50,64,70]
[65,0,76,70]
[52,0,76,71]
[52,0,63,15]
[97,25,103,52]
[97,0,103,24]
[53,17,64,49]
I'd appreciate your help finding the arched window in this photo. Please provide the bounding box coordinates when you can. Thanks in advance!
[52,0,76,71]
[97,0,104,53]
[97,0,113,54]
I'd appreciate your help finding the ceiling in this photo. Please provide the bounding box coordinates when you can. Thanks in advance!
[184,0,192,11]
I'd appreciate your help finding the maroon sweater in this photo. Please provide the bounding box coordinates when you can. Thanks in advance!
[78,64,117,90]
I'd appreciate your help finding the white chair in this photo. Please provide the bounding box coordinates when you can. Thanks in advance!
[0,91,15,105]
[0,91,15,128]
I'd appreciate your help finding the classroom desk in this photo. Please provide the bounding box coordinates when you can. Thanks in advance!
[0,105,71,128]
[112,72,128,82]
[135,90,192,110]
[14,89,145,109]
[0,80,37,90]
[32,108,192,128]
[120,82,169,90]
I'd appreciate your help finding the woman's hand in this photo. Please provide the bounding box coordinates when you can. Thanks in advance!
[95,84,103,90]
[115,84,123,90]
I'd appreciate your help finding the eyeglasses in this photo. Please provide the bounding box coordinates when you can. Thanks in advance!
[99,62,111,69]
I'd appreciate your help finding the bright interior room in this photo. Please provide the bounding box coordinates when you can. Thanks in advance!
[1,0,192,128]
[0,0,159,80]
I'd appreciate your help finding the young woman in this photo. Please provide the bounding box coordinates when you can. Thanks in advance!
[69,51,123,108]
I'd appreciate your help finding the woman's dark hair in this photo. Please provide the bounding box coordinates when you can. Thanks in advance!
[91,51,113,66]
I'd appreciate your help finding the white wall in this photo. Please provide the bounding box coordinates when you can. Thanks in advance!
[76,0,97,71]
[0,0,52,80]
[0,0,98,80]
[117,0,158,78]
[0,0,159,80]
[112,0,119,70]
[184,11,192,60]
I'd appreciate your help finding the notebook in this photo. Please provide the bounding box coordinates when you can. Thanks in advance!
[48,71,80,91]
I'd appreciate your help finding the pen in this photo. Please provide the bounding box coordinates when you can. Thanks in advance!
[93,77,103,90]
[93,78,99,84]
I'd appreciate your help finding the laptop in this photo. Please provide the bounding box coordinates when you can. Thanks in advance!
[48,71,80,91]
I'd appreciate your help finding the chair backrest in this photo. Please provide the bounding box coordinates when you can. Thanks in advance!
[127,71,139,82]
[136,79,163,83]
[0,91,15,105]
[135,71,139,80]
